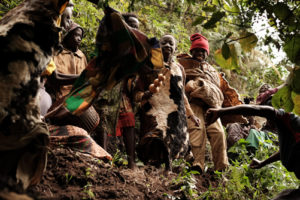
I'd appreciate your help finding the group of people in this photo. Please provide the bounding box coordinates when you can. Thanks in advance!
[38,2,300,188]
[0,1,299,199]
[37,3,230,173]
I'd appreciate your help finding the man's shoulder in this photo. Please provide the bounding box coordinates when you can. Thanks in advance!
[75,49,86,59]
[176,53,191,59]
[202,61,217,71]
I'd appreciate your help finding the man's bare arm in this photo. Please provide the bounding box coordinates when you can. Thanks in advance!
[206,105,276,126]
[250,151,280,169]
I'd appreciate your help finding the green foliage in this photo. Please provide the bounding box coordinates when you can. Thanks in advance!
[245,0,300,66]
[272,86,294,112]
[291,67,300,94]
[239,31,258,53]
[284,36,300,65]
[65,172,73,185]
[0,0,22,17]
[111,149,128,167]
[272,66,300,115]
[199,134,299,200]
[85,167,94,178]
[82,183,95,199]
[215,43,240,70]
[192,16,206,26]
[203,11,226,29]
[72,0,103,60]
[292,91,300,116]
[0,0,289,98]
[171,159,200,199]
[221,42,231,60]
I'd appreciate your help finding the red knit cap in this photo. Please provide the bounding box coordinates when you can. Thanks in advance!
[190,33,209,55]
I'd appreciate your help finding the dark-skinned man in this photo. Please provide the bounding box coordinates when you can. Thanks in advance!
[177,33,229,173]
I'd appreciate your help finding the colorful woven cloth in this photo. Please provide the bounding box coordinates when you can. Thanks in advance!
[63,8,163,115]
[49,125,112,160]
[115,112,135,136]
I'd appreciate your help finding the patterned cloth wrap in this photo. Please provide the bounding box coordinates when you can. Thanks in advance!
[49,125,112,160]
[63,7,163,115]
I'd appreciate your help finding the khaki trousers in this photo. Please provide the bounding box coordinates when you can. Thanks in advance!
[188,103,228,171]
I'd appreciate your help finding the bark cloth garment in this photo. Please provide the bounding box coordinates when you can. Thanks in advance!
[53,48,87,98]
[0,0,69,189]
[135,61,189,164]
[177,54,229,171]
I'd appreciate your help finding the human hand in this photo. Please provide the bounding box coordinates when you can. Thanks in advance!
[250,158,263,169]
[142,90,153,101]
[189,115,201,127]
[205,108,220,126]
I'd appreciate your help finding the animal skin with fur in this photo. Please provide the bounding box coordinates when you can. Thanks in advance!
[0,0,69,189]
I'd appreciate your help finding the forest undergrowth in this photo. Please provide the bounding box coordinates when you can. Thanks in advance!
[25,131,299,200]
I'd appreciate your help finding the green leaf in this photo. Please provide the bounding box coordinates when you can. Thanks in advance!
[223,0,240,13]
[271,86,294,112]
[203,11,226,29]
[222,43,231,59]
[192,16,206,26]
[273,2,292,21]
[283,35,300,65]
[214,44,240,70]
[239,31,258,52]
[292,91,300,115]
[190,170,200,175]
[202,5,217,12]
[291,67,300,94]
[212,0,219,6]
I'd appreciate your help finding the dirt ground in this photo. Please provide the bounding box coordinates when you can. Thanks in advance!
[22,146,219,200]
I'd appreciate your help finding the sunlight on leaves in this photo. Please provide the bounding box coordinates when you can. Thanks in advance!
[283,35,300,65]
[215,44,240,70]
[239,31,258,53]
[272,86,294,112]
[192,16,206,26]
[203,11,226,29]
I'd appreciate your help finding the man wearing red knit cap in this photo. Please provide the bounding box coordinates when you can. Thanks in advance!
[177,33,228,173]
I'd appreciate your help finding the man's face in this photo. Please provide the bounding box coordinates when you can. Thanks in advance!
[160,35,176,58]
[64,28,82,51]
[127,17,139,29]
[191,48,208,62]
[61,7,72,30]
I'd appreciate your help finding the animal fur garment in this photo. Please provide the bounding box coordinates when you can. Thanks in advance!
[0,0,69,189]
[137,62,189,169]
